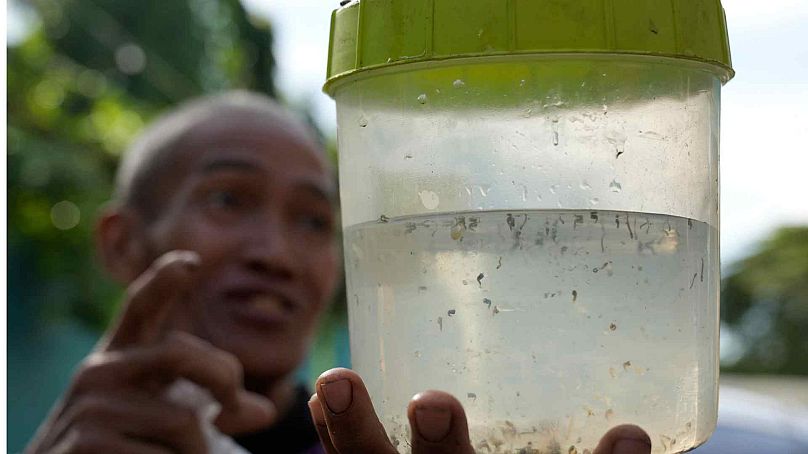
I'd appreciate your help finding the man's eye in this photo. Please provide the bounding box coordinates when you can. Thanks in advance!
[206,190,241,209]
[300,215,332,232]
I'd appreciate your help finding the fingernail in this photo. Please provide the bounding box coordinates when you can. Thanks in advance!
[320,379,353,414]
[613,438,652,454]
[415,406,452,442]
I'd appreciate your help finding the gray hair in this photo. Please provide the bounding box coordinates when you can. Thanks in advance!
[114,90,319,219]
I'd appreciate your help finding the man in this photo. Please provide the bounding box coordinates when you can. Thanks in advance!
[26,91,650,454]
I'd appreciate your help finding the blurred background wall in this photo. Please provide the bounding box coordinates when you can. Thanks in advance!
[6,0,808,452]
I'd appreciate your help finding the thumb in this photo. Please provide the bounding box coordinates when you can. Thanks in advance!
[594,425,652,454]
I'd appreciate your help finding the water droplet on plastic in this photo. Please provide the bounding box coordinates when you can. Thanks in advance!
[549,184,559,194]
[551,118,560,146]
[418,190,440,210]
[543,100,566,108]
[609,179,622,193]
[590,198,600,205]
[519,79,526,87]
[417,94,428,104]
[453,79,465,88]
[580,181,592,190]
[637,130,665,141]
[358,116,368,127]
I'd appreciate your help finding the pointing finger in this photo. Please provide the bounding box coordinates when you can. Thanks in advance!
[102,250,200,350]
[77,332,276,435]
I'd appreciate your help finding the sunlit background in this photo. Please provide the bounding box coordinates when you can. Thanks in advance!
[7,0,808,451]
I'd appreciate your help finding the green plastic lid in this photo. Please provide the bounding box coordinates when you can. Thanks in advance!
[324,0,734,95]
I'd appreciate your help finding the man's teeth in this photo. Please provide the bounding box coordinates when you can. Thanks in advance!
[247,295,284,310]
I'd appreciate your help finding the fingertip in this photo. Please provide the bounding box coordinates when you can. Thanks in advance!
[316,367,359,385]
[242,392,278,425]
[143,251,201,286]
[156,250,201,288]
[412,405,453,443]
[165,250,201,269]
[319,379,353,415]
[612,438,652,454]
[595,424,651,454]
[315,368,364,415]
[215,392,277,436]
[408,390,465,416]
[311,369,393,453]
[107,251,201,349]
[407,390,471,447]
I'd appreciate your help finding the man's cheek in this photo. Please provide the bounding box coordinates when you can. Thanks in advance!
[322,252,340,289]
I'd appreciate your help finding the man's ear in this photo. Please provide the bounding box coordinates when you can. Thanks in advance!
[95,205,150,284]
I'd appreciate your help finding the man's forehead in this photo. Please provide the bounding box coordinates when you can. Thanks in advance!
[116,94,336,217]
[186,110,320,150]
[183,112,324,158]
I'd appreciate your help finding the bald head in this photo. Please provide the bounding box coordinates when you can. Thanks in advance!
[115,91,324,220]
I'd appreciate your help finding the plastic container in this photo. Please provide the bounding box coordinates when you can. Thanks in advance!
[325,1,733,452]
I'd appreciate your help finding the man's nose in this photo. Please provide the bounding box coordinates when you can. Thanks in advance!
[241,216,296,279]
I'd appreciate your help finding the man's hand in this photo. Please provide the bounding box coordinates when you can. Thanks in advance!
[308,368,652,454]
[26,251,276,454]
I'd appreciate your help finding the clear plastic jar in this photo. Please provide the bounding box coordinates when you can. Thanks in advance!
[326,2,733,452]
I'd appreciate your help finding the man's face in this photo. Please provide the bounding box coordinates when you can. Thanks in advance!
[136,115,339,380]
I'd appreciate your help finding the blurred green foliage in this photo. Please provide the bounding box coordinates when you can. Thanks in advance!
[7,0,291,449]
[8,0,277,330]
[721,227,808,375]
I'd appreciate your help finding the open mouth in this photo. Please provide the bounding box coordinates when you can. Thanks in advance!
[226,290,296,326]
